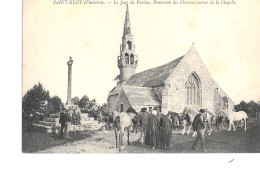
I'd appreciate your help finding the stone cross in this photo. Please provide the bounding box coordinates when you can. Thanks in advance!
[67,56,73,105]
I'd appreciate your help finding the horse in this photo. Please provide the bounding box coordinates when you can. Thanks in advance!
[167,111,182,129]
[113,108,138,151]
[203,110,213,135]
[218,109,248,131]
[103,114,114,131]
[131,114,140,134]
[214,111,225,130]
[180,107,198,136]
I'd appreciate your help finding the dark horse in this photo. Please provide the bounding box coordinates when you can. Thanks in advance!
[167,111,182,129]
[180,107,198,136]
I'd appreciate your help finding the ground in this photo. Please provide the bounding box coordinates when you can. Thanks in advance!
[22,118,260,153]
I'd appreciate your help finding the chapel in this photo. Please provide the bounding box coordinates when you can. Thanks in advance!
[107,5,233,114]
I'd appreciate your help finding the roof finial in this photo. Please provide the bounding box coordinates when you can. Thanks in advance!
[192,42,195,45]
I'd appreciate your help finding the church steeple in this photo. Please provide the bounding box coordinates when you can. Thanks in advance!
[117,5,138,83]
[123,4,131,35]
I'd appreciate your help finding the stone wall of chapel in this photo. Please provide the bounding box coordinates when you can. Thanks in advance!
[162,48,218,114]
[115,90,131,112]
[107,95,118,113]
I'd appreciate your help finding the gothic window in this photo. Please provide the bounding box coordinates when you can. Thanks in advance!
[127,41,132,50]
[125,53,129,64]
[222,97,228,110]
[130,54,134,64]
[185,73,201,106]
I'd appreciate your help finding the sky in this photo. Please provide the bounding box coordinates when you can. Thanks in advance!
[23,0,260,105]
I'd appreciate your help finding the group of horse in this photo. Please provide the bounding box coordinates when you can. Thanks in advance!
[169,108,248,137]
[107,107,248,151]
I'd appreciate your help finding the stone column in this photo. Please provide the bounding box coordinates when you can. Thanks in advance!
[67,56,73,105]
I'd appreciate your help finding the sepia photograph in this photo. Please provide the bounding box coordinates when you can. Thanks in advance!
[22,0,260,154]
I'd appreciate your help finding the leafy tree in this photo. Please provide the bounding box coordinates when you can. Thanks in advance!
[48,96,62,113]
[22,82,50,116]
[113,75,120,81]
[78,95,98,111]
[78,95,90,110]
[234,101,247,112]
[45,101,55,116]
[89,99,97,110]
[246,100,258,117]
[235,100,259,117]
[98,103,109,116]
[72,96,79,105]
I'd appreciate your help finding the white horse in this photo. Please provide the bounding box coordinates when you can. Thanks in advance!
[204,111,213,135]
[113,111,137,151]
[218,109,248,131]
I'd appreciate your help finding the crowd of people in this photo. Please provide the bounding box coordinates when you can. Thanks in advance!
[138,107,207,152]
[138,107,173,150]
[59,107,81,138]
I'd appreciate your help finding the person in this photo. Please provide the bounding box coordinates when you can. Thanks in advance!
[74,108,81,125]
[148,107,153,113]
[154,107,163,148]
[192,109,207,152]
[139,108,149,144]
[160,112,173,150]
[64,108,73,139]
[59,108,66,137]
[71,109,77,133]
[145,109,160,150]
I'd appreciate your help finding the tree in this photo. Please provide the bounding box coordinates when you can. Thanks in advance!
[72,96,79,105]
[78,95,90,110]
[98,103,109,116]
[246,100,258,117]
[48,96,63,113]
[22,82,50,116]
[234,101,247,113]
[235,100,259,117]
[45,101,55,116]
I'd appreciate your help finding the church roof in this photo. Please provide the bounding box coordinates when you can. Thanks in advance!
[124,56,184,87]
[122,86,161,106]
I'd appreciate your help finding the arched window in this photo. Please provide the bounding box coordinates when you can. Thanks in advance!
[185,73,201,106]
[222,97,228,110]
[127,41,132,50]
[125,53,129,64]
[130,54,134,64]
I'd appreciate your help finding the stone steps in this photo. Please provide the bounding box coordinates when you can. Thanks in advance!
[39,121,60,127]
[33,121,105,133]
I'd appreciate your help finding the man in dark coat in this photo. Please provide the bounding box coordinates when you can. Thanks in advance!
[192,109,207,152]
[145,109,160,150]
[59,108,66,137]
[160,113,173,150]
[139,108,149,144]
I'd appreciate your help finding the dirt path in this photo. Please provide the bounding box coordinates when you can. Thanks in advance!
[23,118,260,153]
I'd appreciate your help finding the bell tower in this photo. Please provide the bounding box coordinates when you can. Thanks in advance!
[117,5,138,83]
